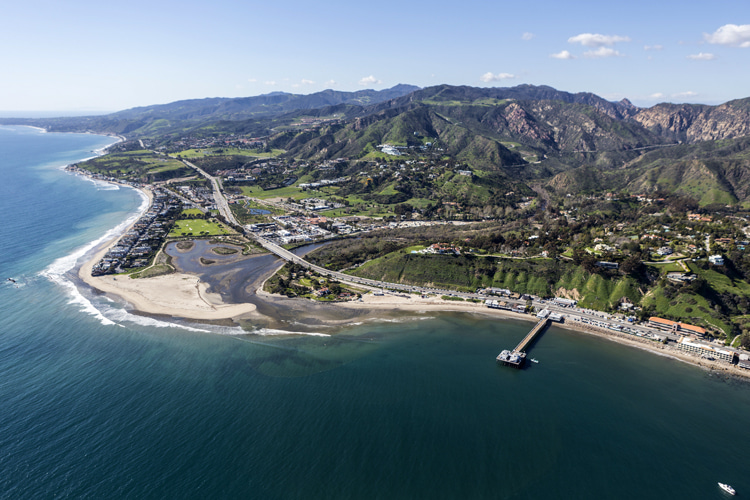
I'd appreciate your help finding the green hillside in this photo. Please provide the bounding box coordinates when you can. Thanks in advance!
[548,137,750,205]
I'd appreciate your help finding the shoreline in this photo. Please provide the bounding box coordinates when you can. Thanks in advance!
[77,228,750,379]
[333,292,750,380]
[77,187,258,321]
[58,137,749,378]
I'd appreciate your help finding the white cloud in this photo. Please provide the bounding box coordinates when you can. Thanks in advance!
[672,91,698,98]
[301,79,315,85]
[247,78,258,83]
[568,33,630,47]
[324,80,336,87]
[650,92,665,99]
[687,52,717,60]
[550,50,575,60]
[358,75,382,86]
[522,32,535,41]
[480,72,516,83]
[583,47,622,58]
[264,80,276,86]
[643,45,663,51]
[705,24,750,47]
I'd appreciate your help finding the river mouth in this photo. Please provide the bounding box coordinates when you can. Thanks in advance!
[164,239,378,331]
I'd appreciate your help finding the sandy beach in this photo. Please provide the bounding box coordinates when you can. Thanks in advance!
[333,292,750,379]
[78,187,257,320]
[81,248,750,378]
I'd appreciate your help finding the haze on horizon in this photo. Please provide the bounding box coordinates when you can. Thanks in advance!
[2,0,749,114]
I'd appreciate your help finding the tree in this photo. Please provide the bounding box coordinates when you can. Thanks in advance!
[581,254,598,274]
[394,203,411,217]
[621,254,643,276]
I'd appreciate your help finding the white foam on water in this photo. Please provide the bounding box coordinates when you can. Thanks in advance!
[100,305,211,333]
[286,320,337,329]
[86,177,121,191]
[40,187,149,327]
[250,327,331,337]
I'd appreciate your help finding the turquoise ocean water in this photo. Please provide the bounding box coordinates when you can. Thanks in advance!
[0,125,749,499]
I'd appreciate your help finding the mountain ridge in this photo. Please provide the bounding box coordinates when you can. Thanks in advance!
[4,83,750,204]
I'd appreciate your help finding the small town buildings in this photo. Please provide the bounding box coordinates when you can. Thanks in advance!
[687,213,712,222]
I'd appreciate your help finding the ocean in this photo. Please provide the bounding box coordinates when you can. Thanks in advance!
[0,125,749,499]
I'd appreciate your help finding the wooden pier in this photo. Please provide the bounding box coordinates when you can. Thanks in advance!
[496,318,550,368]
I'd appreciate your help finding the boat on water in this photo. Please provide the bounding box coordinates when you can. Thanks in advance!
[530,358,539,364]
[719,483,736,495]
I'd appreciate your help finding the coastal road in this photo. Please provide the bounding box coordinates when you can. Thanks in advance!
[251,235,476,297]
[181,159,239,226]
[250,236,680,342]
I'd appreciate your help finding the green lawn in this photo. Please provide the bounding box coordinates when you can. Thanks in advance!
[241,185,326,200]
[169,219,232,237]
[647,262,685,273]
[180,208,204,216]
[175,148,285,158]
[147,163,185,174]
[688,262,750,295]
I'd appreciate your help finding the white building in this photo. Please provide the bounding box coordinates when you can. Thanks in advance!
[677,338,734,362]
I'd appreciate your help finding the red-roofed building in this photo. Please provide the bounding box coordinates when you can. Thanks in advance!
[648,317,706,337]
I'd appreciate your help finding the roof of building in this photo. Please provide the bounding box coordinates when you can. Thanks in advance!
[648,316,707,335]
[678,323,707,335]
[649,316,676,326]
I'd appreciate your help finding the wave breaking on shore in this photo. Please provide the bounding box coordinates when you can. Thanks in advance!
[40,187,149,326]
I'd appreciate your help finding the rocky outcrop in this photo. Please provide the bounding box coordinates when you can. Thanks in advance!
[502,103,554,144]
[632,99,750,142]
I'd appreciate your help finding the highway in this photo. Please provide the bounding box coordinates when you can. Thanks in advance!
[178,156,673,341]
[252,236,674,338]
[181,159,239,226]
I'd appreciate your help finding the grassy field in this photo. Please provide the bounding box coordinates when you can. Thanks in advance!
[175,148,285,158]
[169,219,233,237]
[180,208,204,216]
[647,262,686,274]
[80,151,190,181]
[240,185,327,201]
[242,199,283,214]
[688,262,750,295]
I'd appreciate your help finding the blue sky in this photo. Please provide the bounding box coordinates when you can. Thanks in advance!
[2,0,749,113]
